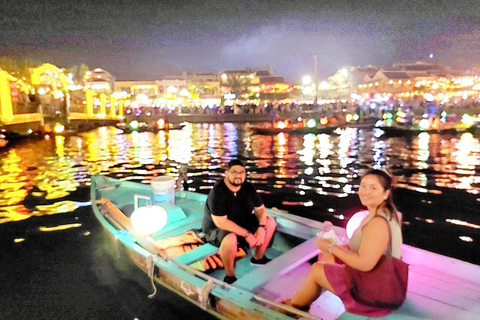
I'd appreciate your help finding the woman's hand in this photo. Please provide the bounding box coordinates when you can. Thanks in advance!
[316,238,334,253]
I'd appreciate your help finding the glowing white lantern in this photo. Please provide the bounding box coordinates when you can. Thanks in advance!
[346,210,369,239]
[130,205,168,235]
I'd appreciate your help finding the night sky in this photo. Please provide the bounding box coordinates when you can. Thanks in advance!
[1,0,479,81]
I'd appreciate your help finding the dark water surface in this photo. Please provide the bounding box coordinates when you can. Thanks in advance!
[1,123,479,319]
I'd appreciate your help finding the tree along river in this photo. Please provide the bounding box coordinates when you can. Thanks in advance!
[0,123,479,318]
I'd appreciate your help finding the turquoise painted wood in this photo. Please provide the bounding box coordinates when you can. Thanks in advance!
[174,243,219,265]
[91,175,480,320]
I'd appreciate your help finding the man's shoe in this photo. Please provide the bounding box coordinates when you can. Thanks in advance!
[251,256,271,266]
[223,275,237,284]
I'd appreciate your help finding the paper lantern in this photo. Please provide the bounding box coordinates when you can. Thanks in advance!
[131,205,167,235]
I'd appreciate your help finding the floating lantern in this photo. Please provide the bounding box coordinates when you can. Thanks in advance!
[306,118,317,128]
[419,118,430,130]
[129,120,139,130]
[157,118,166,129]
[54,123,65,133]
[346,210,369,239]
[461,114,474,126]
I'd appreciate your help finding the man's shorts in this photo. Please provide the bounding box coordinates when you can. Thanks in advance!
[205,214,260,251]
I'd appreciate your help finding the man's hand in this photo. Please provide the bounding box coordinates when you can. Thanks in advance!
[254,227,266,246]
[245,233,257,248]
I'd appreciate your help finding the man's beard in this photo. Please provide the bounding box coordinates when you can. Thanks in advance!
[229,177,243,187]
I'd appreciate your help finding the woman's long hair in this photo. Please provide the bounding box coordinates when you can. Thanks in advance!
[362,169,401,224]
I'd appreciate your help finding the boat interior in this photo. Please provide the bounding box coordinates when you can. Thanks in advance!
[93,176,480,320]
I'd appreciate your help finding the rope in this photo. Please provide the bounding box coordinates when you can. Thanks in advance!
[146,255,158,298]
[200,279,214,310]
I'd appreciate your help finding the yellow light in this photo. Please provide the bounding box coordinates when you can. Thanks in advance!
[54,123,65,133]
[277,121,286,129]
[346,114,353,122]
[157,118,166,129]
[320,118,328,125]
[39,223,82,232]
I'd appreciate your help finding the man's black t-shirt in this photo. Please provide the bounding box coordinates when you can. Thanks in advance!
[202,180,263,233]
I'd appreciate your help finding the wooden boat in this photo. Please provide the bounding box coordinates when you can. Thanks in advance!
[378,124,474,137]
[91,175,480,319]
[116,122,185,134]
[250,121,375,135]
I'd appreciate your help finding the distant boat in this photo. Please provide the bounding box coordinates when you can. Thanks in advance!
[378,124,474,137]
[116,121,185,133]
[250,120,376,135]
[91,175,480,320]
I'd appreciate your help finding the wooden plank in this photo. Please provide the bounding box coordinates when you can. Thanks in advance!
[408,267,480,302]
[150,214,202,239]
[402,245,480,286]
[407,277,479,311]
[174,243,219,265]
[408,264,480,294]
[235,237,319,292]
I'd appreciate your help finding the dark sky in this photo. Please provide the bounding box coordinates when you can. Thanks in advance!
[1,0,479,81]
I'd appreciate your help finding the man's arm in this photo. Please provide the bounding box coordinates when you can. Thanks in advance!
[211,214,250,237]
[253,204,267,246]
[211,214,257,247]
[253,204,267,225]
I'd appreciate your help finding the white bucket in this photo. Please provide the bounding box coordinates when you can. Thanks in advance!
[151,176,176,204]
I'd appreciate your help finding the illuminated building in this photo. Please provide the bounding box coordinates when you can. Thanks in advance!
[84,68,114,94]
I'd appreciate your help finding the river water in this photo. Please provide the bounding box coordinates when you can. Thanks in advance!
[1,123,479,319]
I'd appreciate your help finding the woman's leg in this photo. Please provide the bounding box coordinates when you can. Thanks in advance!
[289,261,335,308]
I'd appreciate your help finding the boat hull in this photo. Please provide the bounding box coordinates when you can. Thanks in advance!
[91,175,480,320]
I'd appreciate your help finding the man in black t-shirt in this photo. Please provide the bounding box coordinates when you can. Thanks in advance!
[202,159,276,284]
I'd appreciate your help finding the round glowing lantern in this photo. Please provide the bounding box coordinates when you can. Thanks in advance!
[419,118,430,130]
[129,120,139,130]
[131,205,168,235]
[54,123,65,133]
[320,118,328,125]
[157,118,166,129]
[306,118,317,128]
[461,114,474,126]
[346,210,369,239]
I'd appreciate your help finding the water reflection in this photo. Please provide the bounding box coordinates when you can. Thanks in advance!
[0,123,479,263]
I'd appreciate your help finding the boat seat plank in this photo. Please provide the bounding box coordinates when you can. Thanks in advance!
[408,264,480,294]
[174,243,219,265]
[407,277,479,310]
[235,237,319,292]
[408,268,480,302]
[150,214,202,239]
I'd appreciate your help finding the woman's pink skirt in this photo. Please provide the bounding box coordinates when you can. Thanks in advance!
[324,261,392,317]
